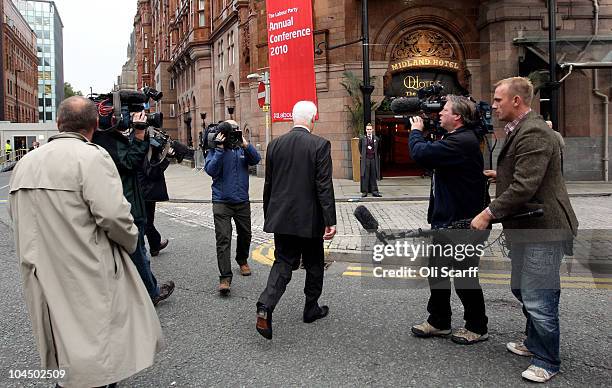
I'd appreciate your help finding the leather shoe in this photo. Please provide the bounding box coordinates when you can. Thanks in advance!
[361,193,367,197]
[372,192,382,197]
[152,280,175,306]
[256,304,272,339]
[239,263,251,276]
[150,239,169,256]
[303,305,329,323]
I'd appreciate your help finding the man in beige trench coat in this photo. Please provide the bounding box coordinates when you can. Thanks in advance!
[9,96,163,387]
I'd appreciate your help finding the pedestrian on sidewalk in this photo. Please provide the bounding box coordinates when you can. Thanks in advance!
[9,97,162,387]
[359,123,382,197]
[205,119,261,296]
[256,101,337,340]
[93,111,175,306]
[471,77,578,383]
[408,95,490,345]
[138,140,170,257]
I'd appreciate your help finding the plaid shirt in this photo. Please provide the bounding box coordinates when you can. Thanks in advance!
[504,109,532,135]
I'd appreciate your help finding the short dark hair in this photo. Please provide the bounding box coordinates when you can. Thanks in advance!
[494,77,534,106]
[446,95,477,127]
[56,96,98,134]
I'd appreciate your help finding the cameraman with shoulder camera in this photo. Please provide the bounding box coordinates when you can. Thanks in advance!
[205,119,261,295]
[408,95,489,345]
[92,111,175,306]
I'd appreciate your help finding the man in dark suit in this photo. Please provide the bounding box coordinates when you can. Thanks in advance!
[471,77,578,383]
[256,100,337,340]
[359,123,381,197]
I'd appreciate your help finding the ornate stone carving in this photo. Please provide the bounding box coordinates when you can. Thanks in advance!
[391,30,457,61]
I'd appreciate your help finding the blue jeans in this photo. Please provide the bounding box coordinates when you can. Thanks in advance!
[510,242,563,373]
[130,223,160,298]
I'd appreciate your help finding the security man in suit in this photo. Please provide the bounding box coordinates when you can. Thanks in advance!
[359,123,381,197]
[471,77,578,383]
[256,100,337,340]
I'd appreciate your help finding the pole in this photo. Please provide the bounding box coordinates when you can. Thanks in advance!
[361,0,374,129]
[264,71,271,148]
[548,0,558,130]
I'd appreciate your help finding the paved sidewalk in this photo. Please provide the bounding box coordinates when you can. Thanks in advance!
[167,163,612,202]
[162,164,612,274]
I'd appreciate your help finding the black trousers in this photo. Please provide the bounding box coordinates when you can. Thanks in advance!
[360,158,379,194]
[426,247,488,335]
[145,201,162,251]
[212,202,252,280]
[258,234,324,316]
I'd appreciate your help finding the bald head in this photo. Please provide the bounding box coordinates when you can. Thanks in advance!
[57,96,98,138]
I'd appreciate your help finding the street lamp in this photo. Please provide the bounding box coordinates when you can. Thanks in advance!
[15,68,24,123]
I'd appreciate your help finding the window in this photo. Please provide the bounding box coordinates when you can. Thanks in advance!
[46,112,52,121]
[144,58,149,74]
[228,31,235,65]
[218,40,224,71]
[144,33,148,49]
[198,0,205,26]
[170,77,175,90]
[170,104,175,117]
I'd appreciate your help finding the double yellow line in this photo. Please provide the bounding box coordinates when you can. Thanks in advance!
[343,266,612,290]
[251,241,275,266]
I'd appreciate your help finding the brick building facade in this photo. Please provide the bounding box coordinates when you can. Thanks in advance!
[130,0,612,180]
[1,0,38,123]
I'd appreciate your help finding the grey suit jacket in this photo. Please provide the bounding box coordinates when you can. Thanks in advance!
[490,111,578,243]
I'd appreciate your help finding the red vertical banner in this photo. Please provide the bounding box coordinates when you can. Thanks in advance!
[266,0,317,122]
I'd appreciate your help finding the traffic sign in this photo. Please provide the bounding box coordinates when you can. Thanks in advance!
[257,82,266,108]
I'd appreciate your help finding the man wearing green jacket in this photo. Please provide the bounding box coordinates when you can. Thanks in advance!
[92,112,174,306]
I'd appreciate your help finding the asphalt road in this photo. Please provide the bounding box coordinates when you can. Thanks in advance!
[0,176,610,387]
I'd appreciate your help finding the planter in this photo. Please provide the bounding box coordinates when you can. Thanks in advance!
[351,137,361,182]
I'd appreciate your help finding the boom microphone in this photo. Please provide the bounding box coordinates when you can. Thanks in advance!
[354,205,378,231]
[353,205,390,244]
[354,205,545,239]
[390,97,421,114]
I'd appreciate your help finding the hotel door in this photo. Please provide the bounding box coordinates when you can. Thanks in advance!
[375,117,425,177]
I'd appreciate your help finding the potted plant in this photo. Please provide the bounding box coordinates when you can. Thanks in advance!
[340,71,380,182]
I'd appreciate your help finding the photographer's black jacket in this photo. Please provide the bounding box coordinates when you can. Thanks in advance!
[409,127,488,228]
[138,155,170,202]
[92,129,149,225]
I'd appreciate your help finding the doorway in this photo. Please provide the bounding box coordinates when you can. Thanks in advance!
[375,116,425,177]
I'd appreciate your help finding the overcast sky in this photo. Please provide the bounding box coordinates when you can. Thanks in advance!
[54,0,137,95]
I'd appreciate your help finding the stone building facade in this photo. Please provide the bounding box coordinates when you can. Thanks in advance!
[115,30,137,91]
[1,0,38,123]
[132,0,612,180]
